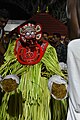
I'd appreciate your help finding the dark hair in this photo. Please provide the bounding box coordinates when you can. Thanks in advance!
[43,32,49,36]
[53,32,61,39]
[0,9,9,19]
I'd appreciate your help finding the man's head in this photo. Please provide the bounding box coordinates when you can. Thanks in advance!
[42,32,49,40]
[52,33,61,44]
[0,9,9,28]
[53,33,61,39]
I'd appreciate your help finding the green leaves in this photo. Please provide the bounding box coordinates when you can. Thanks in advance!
[0,42,67,120]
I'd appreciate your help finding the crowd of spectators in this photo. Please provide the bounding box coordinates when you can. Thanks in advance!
[42,32,70,64]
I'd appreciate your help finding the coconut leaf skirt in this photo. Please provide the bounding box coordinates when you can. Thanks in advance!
[0,40,68,120]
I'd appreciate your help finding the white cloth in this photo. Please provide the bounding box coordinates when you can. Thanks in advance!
[67,39,80,120]
[59,62,67,71]
[48,75,68,100]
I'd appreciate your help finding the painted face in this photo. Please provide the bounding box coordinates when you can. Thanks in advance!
[21,27,36,42]
[18,23,42,43]
[24,27,36,39]
[19,24,36,42]
[14,23,48,65]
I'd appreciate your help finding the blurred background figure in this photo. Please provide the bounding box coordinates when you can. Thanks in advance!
[63,36,69,46]
[47,35,54,46]
[42,32,49,41]
[61,35,66,44]
[52,32,67,63]
[48,33,67,63]
[0,8,9,66]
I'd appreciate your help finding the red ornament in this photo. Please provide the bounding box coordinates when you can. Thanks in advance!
[14,23,48,65]
[14,38,48,65]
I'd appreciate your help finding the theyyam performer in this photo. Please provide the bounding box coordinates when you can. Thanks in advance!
[0,20,67,120]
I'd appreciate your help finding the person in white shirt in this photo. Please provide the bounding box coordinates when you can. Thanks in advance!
[66,0,80,119]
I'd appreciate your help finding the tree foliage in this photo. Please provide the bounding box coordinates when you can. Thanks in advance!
[0,0,67,23]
